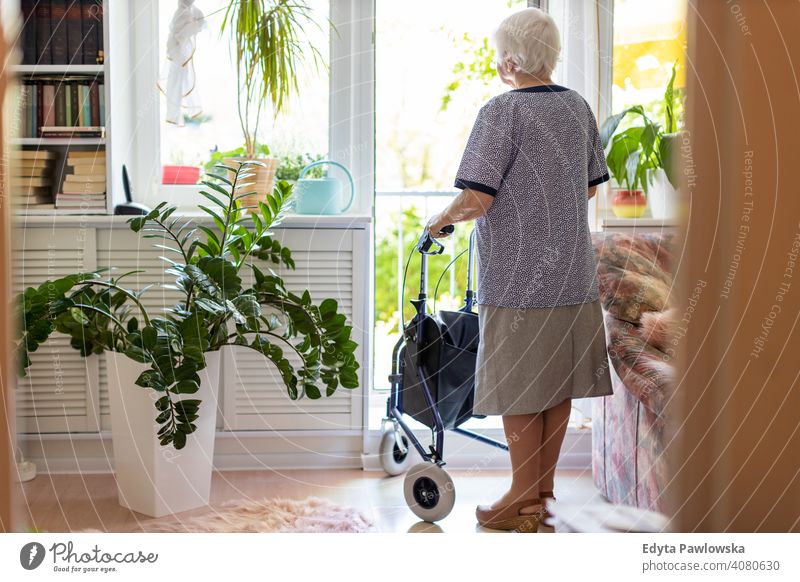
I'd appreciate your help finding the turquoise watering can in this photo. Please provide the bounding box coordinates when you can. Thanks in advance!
[293,160,355,215]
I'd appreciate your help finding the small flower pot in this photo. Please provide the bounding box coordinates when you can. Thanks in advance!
[611,189,647,218]
[162,165,201,185]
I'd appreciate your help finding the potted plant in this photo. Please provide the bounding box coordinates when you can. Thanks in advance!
[600,63,683,219]
[600,105,659,218]
[15,162,359,517]
[652,63,683,217]
[218,0,324,208]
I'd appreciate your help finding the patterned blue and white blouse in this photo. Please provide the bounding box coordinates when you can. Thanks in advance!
[454,84,610,309]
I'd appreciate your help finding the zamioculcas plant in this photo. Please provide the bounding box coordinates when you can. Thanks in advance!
[15,162,359,449]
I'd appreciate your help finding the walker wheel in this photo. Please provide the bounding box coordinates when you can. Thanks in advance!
[403,462,456,522]
[379,429,412,476]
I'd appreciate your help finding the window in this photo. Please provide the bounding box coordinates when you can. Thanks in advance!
[612,0,686,120]
[373,0,526,404]
[156,0,330,184]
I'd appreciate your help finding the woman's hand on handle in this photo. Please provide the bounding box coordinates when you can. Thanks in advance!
[426,188,495,238]
[426,213,452,239]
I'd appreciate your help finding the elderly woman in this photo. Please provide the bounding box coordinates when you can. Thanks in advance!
[427,8,613,532]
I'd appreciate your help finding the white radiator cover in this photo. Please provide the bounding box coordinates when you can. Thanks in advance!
[15,224,368,441]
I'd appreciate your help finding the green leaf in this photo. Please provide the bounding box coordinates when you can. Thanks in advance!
[173,380,200,394]
[69,307,90,326]
[599,105,644,147]
[141,326,157,350]
[173,431,187,450]
[660,132,681,189]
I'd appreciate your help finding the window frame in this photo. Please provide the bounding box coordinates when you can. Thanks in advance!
[130,0,375,217]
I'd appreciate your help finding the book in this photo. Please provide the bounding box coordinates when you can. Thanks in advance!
[36,82,44,135]
[66,1,84,64]
[70,82,80,126]
[81,0,99,65]
[64,83,72,126]
[42,84,56,127]
[98,82,105,123]
[64,174,105,183]
[80,83,90,126]
[57,192,106,202]
[67,149,105,158]
[67,160,105,167]
[15,193,52,204]
[55,197,106,206]
[54,83,66,126]
[23,204,57,210]
[50,0,69,65]
[28,84,39,137]
[21,0,37,65]
[56,202,106,208]
[15,177,52,188]
[89,82,100,126]
[13,149,57,160]
[16,166,52,178]
[66,153,105,165]
[73,164,105,175]
[16,190,53,198]
[35,2,52,65]
[22,83,33,137]
[55,199,106,207]
[61,181,106,194]
[40,125,105,138]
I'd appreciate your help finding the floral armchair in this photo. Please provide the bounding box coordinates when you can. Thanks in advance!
[591,232,676,513]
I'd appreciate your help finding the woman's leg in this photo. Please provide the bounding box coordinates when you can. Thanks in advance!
[538,398,572,495]
[487,412,543,508]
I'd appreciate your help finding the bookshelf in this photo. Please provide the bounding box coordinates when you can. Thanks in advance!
[11,0,133,216]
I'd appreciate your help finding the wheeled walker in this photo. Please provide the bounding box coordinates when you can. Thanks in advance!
[381,226,509,522]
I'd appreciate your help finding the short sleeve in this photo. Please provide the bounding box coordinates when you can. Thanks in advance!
[454,99,515,197]
[587,106,610,187]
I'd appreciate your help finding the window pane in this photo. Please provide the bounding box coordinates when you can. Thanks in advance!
[157,0,330,182]
[612,0,686,116]
[374,0,525,394]
[376,0,524,192]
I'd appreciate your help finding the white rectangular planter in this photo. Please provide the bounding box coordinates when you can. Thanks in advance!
[106,351,221,518]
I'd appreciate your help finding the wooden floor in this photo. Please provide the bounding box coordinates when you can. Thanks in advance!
[18,468,602,533]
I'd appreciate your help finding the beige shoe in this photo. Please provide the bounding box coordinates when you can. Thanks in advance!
[540,491,555,524]
[476,498,543,532]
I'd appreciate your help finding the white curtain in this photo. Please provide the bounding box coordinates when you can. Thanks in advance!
[164,0,207,125]
[549,0,613,230]
[548,0,605,117]
[549,0,612,423]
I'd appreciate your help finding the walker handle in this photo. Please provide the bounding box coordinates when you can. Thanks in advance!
[416,225,454,255]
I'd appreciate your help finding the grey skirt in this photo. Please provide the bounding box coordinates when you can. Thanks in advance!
[474,300,613,415]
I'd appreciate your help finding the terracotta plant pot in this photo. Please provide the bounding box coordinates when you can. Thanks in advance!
[224,156,279,212]
[611,189,647,218]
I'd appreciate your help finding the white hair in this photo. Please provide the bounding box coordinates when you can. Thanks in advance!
[493,8,561,77]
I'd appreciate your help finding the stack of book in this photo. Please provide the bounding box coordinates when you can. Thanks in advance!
[12,150,56,211]
[56,150,106,213]
[20,77,105,138]
[20,0,104,66]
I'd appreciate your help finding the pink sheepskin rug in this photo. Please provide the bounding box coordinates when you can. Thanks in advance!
[139,497,374,533]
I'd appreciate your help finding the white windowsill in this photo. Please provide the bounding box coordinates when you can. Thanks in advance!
[13,211,372,229]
